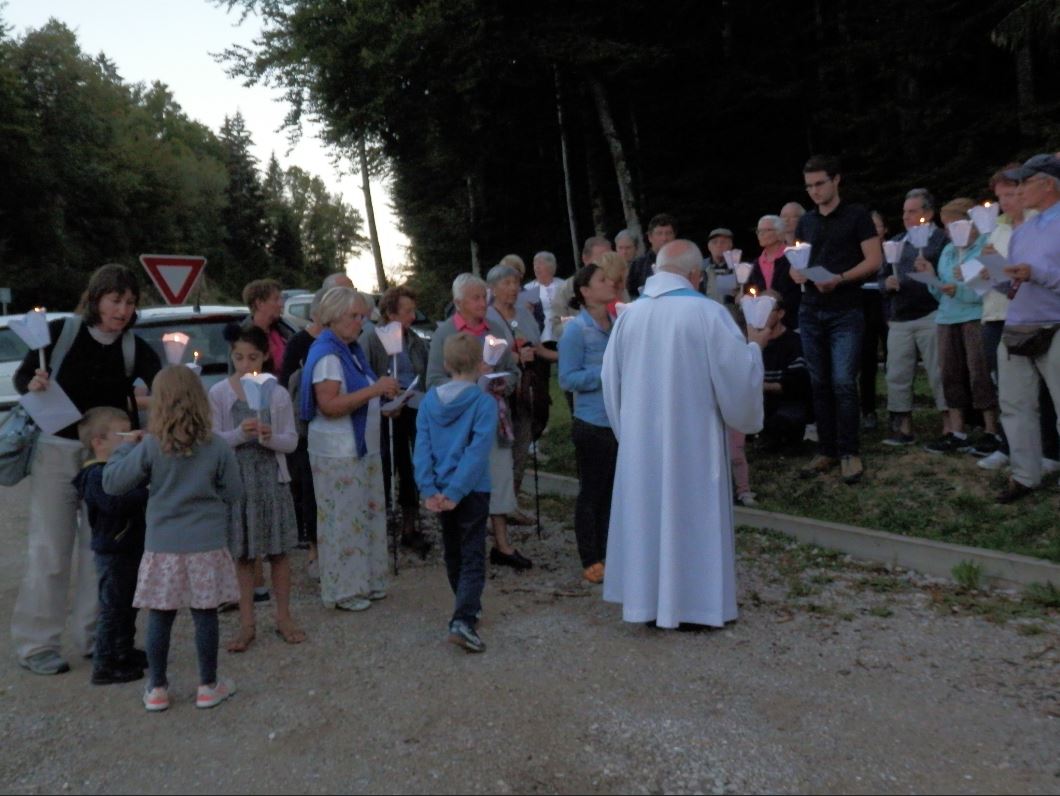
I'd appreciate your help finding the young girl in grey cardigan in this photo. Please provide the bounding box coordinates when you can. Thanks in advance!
[104,366,243,712]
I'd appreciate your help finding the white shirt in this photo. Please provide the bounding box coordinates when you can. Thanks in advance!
[307,354,381,459]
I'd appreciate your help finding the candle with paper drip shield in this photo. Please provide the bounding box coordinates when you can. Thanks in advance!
[783,241,812,293]
[240,371,277,432]
[946,219,974,250]
[883,240,903,265]
[968,202,999,236]
[722,249,743,269]
[161,332,191,365]
[907,219,933,254]
[9,307,51,372]
[374,320,404,382]
[742,289,776,330]
[483,334,509,367]
[735,262,754,286]
[187,350,202,375]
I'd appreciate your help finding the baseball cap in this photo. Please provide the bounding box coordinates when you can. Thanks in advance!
[1002,153,1060,182]
[707,227,734,241]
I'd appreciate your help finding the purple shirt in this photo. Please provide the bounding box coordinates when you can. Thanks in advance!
[1005,202,1060,326]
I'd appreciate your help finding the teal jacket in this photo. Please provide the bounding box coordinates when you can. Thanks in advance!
[930,235,988,325]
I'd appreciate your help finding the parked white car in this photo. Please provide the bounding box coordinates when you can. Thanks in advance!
[0,312,74,410]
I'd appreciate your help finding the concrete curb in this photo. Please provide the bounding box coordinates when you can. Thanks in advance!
[533,472,1059,589]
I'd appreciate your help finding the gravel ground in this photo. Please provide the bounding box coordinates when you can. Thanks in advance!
[0,481,1057,795]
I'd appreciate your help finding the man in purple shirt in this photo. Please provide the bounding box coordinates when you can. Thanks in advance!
[995,153,1060,503]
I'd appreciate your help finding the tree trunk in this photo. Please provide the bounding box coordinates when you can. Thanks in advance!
[467,174,481,276]
[358,137,387,291]
[628,107,647,249]
[720,0,733,61]
[554,66,580,271]
[1015,44,1036,137]
[836,0,859,115]
[589,76,641,255]
[581,112,608,237]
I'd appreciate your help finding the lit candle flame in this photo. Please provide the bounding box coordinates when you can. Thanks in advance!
[984,201,991,208]
[193,351,200,364]
[920,218,926,224]
[33,306,45,313]
[749,287,757,297]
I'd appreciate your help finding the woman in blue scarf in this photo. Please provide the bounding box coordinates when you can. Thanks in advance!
[300,287,399,612]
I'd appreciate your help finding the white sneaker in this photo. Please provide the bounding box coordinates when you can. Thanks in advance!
[367,590,387,601]
[1042,458,1060,475]
[336,597,372,612]
[306,559,319,581]
[143,686,170,712]
[736,492,757,508]
[196,678,236,709]
[803,423,818,443]
[977,450,1010,471]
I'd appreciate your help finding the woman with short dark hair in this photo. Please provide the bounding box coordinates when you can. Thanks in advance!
[12,264,162,675]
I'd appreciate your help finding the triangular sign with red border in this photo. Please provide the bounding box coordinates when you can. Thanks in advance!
[139,254,207,305]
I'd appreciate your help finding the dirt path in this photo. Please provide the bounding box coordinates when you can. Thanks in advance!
[0,482,1056,794]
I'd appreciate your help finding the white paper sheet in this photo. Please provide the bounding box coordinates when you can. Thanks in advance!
[381,376,421,413]
[19,383,82,434]
[714,274,738,294]
[908,271,944,288]
[977,252,1009,281]
[804,266,838,284]
[960,259,987,283]
[478,371,512,392]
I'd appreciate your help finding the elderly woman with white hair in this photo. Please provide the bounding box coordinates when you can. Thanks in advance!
[745,214,802,330]
[427,274,533,570]
[299,287,400,612]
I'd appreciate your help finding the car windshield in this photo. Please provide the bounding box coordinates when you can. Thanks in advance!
[133,315,246,377]
[0,328,30,364]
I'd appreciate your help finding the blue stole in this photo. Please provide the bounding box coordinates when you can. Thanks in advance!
[645,287,708,299]
[299,329,377,457]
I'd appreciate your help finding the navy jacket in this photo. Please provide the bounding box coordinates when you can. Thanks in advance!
[73,461,148,556]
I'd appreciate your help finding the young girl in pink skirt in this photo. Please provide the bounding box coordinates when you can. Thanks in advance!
[103,366,244,712]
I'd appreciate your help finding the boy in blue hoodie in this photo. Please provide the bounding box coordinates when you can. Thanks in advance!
[73,407,149,685]
[414,332,498,653]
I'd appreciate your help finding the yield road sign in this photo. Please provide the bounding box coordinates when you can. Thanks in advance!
[139,254,207,305]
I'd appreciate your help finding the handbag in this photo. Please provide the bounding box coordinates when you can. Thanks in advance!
[0,317,136,486]
[1002,324,1058,358]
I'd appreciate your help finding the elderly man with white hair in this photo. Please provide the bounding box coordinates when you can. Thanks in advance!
[746,214,802,329]
[601,240,768,629]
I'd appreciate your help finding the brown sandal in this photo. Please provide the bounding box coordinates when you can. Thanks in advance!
[275,618,306,645]
[226,624,256,653]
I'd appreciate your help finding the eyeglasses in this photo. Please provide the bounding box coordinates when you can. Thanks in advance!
[804,178,832,191]
[755,228,778,234]
[1020,174,1048,186]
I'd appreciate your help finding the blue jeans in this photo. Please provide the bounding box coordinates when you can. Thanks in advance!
[93,552,140,667]
[440,492,488,626]
[799,305,864,457]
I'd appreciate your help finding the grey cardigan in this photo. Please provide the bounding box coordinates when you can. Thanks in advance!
[426,315,519,390]
[103,434,243,554]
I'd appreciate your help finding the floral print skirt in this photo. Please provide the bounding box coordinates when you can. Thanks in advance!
[133,549,239,611]
[309,451,389,608]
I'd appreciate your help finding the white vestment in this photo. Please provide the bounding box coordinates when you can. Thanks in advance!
[601,271,764,628]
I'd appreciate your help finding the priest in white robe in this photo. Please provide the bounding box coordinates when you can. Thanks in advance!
[601,239,768,629]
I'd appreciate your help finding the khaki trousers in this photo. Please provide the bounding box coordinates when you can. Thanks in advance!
[998,334,1060,487]
[886,312,947,413]
[10,435,97,662]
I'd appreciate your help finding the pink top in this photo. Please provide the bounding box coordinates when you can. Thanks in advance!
[757,246,786,290]
[454,313,489,337]
[267,328,286,374]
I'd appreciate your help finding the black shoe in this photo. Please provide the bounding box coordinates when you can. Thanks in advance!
[91,663,144,685]
[882,432,915,447]
[861,413,878,431]
[997,479,1034,504]
[967,432,1001,457]
[924,434,968,454]
[253,590,271,604]
[119,649,149,670]
[400,532,433,558]
[489,547,533,570]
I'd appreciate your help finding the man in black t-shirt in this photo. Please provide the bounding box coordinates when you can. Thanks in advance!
[790,155,882,484]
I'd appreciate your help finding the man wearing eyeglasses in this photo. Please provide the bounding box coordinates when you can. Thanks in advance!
[790,155,882,484]
[994,153,1060,503]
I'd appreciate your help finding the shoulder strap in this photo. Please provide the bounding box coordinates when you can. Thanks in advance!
[49,316,83,380]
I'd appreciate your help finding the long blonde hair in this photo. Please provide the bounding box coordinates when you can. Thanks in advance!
[148,366,212,456]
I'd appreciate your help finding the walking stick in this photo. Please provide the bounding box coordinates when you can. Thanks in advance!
[389,413,399,576]
[528,377,542,539]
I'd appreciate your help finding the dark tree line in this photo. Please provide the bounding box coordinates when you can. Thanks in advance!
[0,16,365,312]
[222,0,1059,314]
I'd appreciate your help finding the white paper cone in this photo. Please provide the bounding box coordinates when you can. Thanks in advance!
[614,302,630,316]
[783,243,812,271]
[907,223,933,250]
[375,321,403,356]
[185,363,202,376]
[10,309,51,351]
[968,204,999,235]
[723,249,743,268]
[883,240,903,265]
[240,372,276,411]
[735,262,754,285]
[483,334,508,366]
[946,219,973,248]
[162,332,191,365]
[743,295,776,329]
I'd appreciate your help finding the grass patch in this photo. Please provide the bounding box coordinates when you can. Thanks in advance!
[952,561,983,592]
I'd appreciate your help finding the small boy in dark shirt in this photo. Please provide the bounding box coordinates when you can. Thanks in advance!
[73,406,149,685]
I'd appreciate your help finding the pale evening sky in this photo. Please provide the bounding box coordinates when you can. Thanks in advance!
[4,0,410,291]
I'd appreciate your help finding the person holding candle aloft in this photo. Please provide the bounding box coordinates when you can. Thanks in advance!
[209,326,304,651]
[745,215,801,330]
[915,198,1000,455]
[11,264,161,676]
[790,155,882,485]
[879,188,950,446]
[301,287,400,611]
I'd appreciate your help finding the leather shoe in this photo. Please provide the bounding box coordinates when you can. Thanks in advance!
[997,479,1034,504]
[490,547,533,570]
